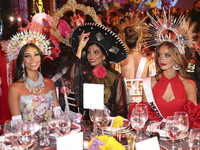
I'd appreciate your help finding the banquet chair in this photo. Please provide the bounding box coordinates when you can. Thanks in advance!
[124,78,143,109]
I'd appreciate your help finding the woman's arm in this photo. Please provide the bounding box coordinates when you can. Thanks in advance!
[8,83,21,117]
[76,30,90,58]
[48,79,60,108]
[184,79,197,105]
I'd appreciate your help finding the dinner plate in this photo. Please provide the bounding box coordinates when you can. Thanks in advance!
[49,122,81,138]
[97,117,131,134]
[160,145,168,150]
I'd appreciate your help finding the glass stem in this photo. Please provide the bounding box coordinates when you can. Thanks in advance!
[93,109,97,137]
[102,128,104,135]
[172,139,175,150]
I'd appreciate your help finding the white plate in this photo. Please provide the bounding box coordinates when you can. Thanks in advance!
[98,117,130,133]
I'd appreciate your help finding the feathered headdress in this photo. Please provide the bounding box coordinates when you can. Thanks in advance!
[5,30,51,62]
[141,8,196,54]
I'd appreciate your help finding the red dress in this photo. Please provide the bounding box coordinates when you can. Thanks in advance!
[128,72,200,128]
[152,72,187,118]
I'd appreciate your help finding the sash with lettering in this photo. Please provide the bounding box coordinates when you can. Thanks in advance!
[143,77,164,120]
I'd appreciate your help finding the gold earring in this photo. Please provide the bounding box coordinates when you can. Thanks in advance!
[22,64,26,77]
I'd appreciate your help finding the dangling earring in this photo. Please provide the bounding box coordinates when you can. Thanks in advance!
[103,59,106,66]
[22,64,26,77]
[173,63,181,70]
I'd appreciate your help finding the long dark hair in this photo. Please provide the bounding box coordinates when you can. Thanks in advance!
[155,41,190,80]
[124,26,139,49]
[83,42,111,70]
[13,43,44,82]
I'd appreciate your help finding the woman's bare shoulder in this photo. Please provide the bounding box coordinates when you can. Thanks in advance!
[181,77,196,89]
[9,79,24,92]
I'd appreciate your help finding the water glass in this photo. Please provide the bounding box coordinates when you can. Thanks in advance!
[4,120,20,149]
[188,129,200,150]
[39,122,50,146]
[18,121,35,150]
[96,108,110,135]
[57,112,71,136]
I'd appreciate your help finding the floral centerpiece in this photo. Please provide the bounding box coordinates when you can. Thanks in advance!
[88,135,125,150]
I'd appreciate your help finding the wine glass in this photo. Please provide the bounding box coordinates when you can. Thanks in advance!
[89,109,97,137]
[96,108,110,135]
[174,111,189,149]
[130,108,146,142]
[188,128,200,150]
[39,122,50,146]
[57,112,71,136]
[135,103,148,140]
[4,120,20,149]
[18,121,35,150]
[135,103,148,122]
[165,116,182,150]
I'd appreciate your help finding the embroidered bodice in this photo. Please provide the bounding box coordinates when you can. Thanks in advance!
[152,72,187,118]
[19,90,54,122]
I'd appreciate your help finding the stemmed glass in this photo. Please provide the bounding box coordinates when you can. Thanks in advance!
[18,121,35,150]
[130,108,146,142]
[174,111,189,149]
[39,122,50,146]
[4,120,20,149]
[57,112,71,136]
[89,109,98,137]
[188,128,200,150]
[135,103,148,140]
[165,116,182,150]
[96,108,110,135]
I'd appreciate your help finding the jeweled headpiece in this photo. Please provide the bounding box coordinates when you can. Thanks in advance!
[142,8,196,54]
[6,30,51,62]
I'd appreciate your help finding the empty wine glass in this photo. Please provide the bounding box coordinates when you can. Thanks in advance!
[18,121,35,150]
[57,112,71,136]
[39,122,50,146]
[165,116,182,150]
[130,108,146,142]
[174,111,189,149]
[89,109,97,137]
[4,120,20,149]
[135,103,148,140]
[96,108,110,135]
[188,128,200,150]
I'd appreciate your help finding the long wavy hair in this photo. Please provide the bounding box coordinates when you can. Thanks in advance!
[155,41,190,80]
[13,43,44,82]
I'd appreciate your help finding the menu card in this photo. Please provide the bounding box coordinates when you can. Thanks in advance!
[135,137,160,150]
[83,83,104,109]
[57,132,83,150]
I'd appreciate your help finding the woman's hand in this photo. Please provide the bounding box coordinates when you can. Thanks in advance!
[76,30,90,58]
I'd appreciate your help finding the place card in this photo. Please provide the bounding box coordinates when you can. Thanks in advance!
[135,137,160,150]
[57,132,83,150]
[83,83,104,110]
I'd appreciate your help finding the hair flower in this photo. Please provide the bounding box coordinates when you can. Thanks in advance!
[93,66,107,79]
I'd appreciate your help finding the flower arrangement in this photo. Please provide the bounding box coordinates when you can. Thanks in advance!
[93,66,107,79]
[88,135,125,150]
[113,116,124,129]
[6,30,51,62]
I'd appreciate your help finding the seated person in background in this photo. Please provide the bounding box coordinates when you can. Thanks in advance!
[55,23,128,118]
[7,32,60,122]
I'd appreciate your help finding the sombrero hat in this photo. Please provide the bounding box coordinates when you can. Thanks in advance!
[70,23,128,64]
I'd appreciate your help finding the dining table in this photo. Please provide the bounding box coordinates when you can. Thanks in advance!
[21,119,189,150]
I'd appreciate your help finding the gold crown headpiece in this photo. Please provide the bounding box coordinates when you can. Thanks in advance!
[6,30,51,62]
[141,8,196,54]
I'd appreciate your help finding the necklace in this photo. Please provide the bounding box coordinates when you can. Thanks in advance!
[24,72,46,95]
